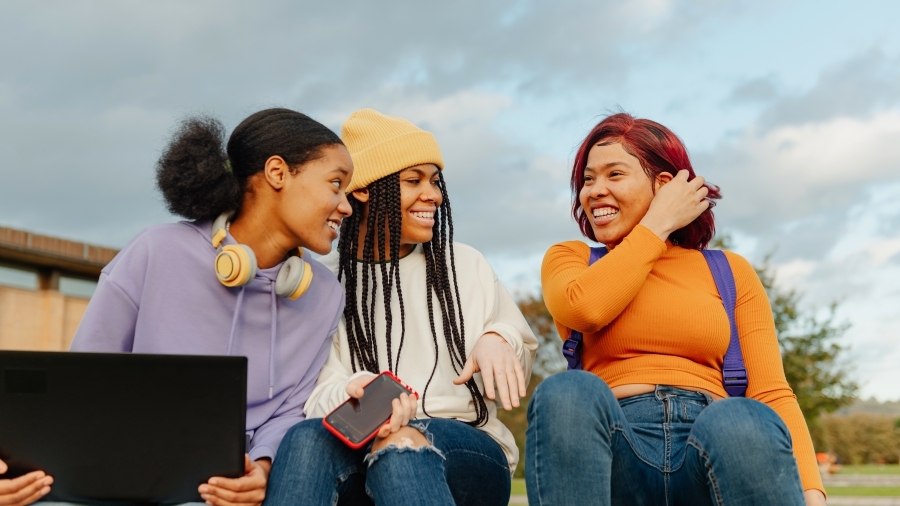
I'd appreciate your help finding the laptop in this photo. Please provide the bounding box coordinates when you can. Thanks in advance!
[0,350,247,504]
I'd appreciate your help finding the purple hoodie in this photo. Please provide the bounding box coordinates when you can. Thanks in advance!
[70,220,344,462]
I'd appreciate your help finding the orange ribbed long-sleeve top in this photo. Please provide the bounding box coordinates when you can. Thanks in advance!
[541,225,823,494]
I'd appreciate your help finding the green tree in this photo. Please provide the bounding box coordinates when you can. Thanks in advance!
[711,236,857,446]
[516,294,567,379]
[821,414,900,464]
[495,293,567,477]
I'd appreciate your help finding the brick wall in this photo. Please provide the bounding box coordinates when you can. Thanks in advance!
[0,224,119,351]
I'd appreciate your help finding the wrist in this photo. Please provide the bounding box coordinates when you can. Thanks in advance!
[479,332,504,342]
[637,215,673,242]
[255,458,271,477]
[479,332,511,350]
[803,489,826,506]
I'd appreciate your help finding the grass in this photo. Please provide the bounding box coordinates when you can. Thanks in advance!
[826,487,900,497]
[511,479,527,496]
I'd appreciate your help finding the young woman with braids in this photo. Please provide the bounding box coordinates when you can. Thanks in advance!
[0,109,354,506]
[265,109,538,506]
[526,113,825,506]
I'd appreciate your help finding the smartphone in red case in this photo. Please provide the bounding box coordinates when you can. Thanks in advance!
[322,371,419,449]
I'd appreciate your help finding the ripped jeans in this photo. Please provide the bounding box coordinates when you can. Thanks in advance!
[525,371,806,506]
[264,418,511,506]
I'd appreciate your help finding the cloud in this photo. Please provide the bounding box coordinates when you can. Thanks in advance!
[758,50,900,129]
[0,0,733,247]
[765,182,900,399]
[332,90,581,255]
[708,51,900,236]
[727,76,779,104]
[700,50,900,400]
[698,109,900,261]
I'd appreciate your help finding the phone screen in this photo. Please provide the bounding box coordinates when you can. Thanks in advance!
[325,374,412,445]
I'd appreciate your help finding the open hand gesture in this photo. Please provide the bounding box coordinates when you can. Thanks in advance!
[454,332,526,410]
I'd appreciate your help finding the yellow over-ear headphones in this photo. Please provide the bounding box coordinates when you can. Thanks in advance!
[211,212,314,300]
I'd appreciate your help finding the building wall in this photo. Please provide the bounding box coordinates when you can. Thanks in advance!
[0,285,90,351]
[0,224,115,351]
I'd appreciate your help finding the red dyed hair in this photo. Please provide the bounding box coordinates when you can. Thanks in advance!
[571,113,721,250]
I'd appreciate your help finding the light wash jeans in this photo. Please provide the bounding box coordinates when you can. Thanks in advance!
[264,417,511,506]
[526,371,806,506]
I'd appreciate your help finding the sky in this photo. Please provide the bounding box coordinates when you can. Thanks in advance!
[1,0,899,399]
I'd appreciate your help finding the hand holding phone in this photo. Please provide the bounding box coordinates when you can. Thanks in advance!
[324,372,418,449]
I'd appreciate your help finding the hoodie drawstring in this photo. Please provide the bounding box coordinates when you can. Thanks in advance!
[226,286,245,356]
[224,283,277,400]
[269,282,277,400]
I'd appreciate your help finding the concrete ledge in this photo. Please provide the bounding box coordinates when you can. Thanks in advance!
[0,225,118,277]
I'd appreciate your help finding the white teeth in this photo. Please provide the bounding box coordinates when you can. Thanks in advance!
[593,208,618,218]
[412,211,435,219]
[327,221,339,231]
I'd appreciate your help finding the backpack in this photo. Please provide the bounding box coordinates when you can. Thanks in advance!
[560,247,748,397]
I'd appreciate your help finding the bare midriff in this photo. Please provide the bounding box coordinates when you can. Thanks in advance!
[611,383,725,401]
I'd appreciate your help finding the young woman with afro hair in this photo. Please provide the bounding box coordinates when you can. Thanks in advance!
[0,108,354,506]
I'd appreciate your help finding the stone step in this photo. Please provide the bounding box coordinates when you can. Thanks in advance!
[826,498,900,506]
[823,475,900,487]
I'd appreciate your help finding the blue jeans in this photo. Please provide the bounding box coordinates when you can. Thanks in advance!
[36,502,204,506]
[265,418,511,506]
[525,371,806,506]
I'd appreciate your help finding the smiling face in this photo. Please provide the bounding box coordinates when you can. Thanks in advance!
[279,144,354,255]
[397,164,443,254]
[579,142,665,246]
[349,163,443,259]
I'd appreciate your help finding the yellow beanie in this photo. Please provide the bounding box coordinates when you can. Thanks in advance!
[341,109,444,193]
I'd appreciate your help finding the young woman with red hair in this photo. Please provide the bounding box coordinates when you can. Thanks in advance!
[526,113,826,506]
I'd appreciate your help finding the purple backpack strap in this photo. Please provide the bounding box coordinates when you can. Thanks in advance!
[562,246,608,370]
[701,250,748,397]
[560,246,748,397]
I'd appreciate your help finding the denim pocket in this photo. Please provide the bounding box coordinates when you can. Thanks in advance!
[619,394,666,425]
[680,399,708,422]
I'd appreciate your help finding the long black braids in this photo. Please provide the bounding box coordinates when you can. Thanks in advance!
[337,171,489,427]
[420,172,488,426]
[338,174,405,374]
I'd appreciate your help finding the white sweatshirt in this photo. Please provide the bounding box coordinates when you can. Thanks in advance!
[305,242,538,470]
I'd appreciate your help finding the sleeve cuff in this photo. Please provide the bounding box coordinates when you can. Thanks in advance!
[628,224,668,252]
[481,325,535,381]
[249,445,275,462]
[484,323,523,358]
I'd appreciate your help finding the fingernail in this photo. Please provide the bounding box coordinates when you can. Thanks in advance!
[199,485,208,493]
[201,494,210,500]
[41,487,50,495]
[209,479,218,486]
